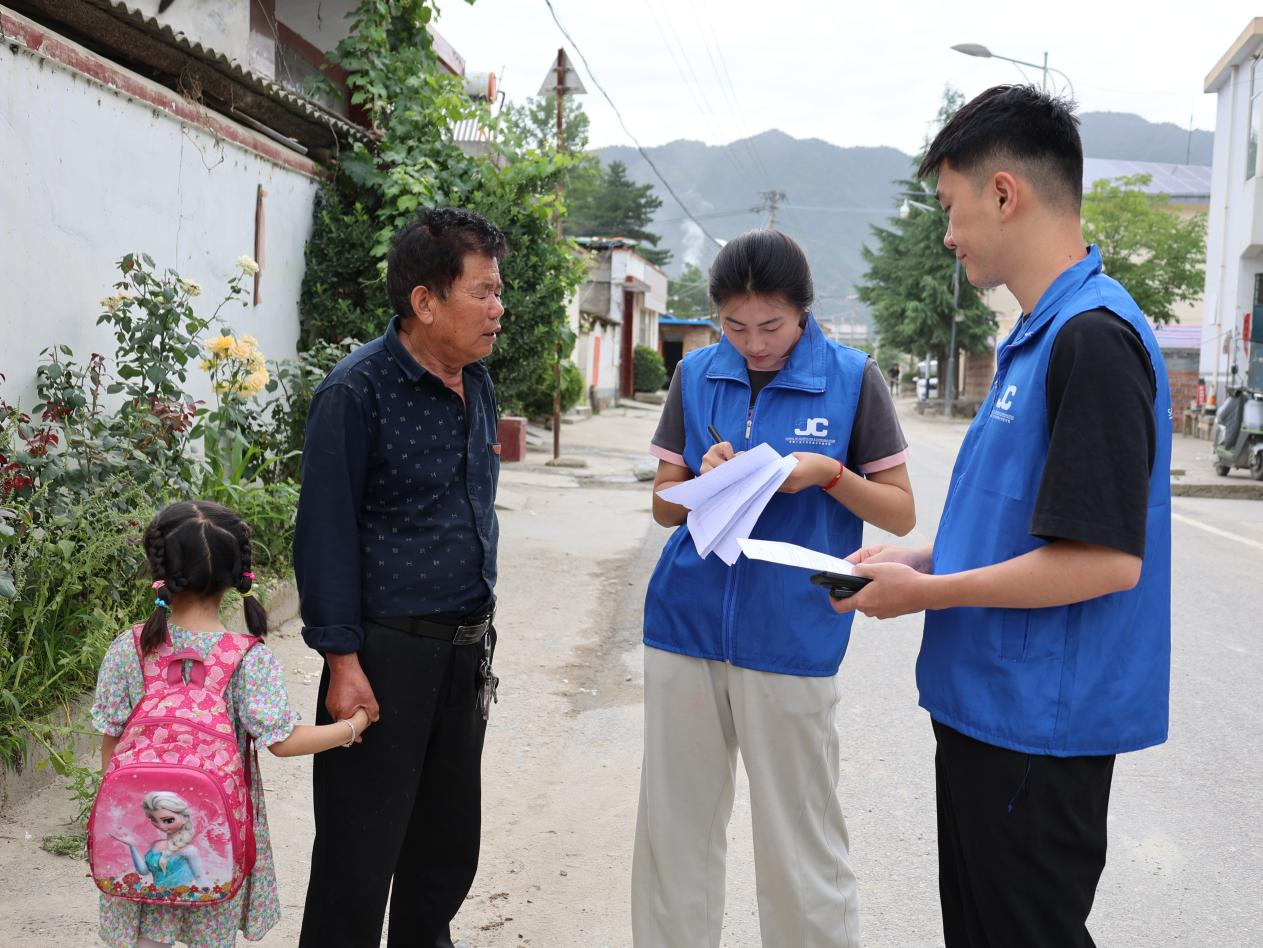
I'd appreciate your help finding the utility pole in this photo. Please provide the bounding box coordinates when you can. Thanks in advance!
[754,189,786,228]
[538,49,585,460]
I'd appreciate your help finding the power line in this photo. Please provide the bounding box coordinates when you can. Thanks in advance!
[644,0,755,182]
[690,0,775,187]
[542,0,726,248]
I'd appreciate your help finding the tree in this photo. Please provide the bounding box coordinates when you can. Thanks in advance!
[501,95,591,154]
[567,160,671,267]
[857,181,995,375]
[1081,174,1207,325]
[856,89,995,388]
[668,263,710,319]
[297,1,585,416]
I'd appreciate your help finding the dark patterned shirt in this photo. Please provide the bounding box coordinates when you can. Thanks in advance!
[294,317,500,654]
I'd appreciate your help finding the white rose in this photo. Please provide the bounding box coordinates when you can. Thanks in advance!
[180,279,202,297]
[236,255,260,275]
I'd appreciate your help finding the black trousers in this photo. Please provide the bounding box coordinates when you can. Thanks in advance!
[933,720,1115,948]
[299,620,492,948]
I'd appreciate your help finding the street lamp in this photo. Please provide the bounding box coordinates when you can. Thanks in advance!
[951,43,1075,98]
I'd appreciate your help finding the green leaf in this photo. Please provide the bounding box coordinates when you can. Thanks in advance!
[0,571,16,599]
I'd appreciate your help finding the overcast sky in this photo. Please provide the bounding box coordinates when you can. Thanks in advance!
[433,0,1248,157]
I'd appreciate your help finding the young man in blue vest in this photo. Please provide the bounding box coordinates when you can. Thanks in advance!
[835,85,1172,947]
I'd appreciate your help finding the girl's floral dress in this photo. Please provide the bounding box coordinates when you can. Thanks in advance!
[91,625,300,948]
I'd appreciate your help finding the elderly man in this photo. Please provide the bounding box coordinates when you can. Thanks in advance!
[294,206,508,947]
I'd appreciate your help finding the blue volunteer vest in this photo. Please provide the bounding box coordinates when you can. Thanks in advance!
[642,316,870,676]
[919,246,1172,756]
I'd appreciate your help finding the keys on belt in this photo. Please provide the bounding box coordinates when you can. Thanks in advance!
[478,632,499,721]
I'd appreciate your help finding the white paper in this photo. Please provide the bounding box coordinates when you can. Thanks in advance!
[655,443,799,566]
[708,456,798,564]
[737,538,855,575]
[656,443,782,509]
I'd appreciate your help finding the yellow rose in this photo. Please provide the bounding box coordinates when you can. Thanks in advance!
[229,341,253,361]
[206,335,235,356]
[198,358,213,372]
[100,292,133,313]
[244,368,270,396]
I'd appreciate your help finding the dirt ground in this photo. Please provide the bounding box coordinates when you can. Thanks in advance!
[0,405,686,947]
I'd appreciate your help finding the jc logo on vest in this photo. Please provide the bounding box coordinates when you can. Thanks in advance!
[991,385,1018,423]
[793,417,829,438]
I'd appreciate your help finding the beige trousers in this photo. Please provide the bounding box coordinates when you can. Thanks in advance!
[631,646,861,948]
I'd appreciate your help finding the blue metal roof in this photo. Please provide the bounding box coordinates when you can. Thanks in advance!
[659,314,719,329]
[1083,159,1211,202]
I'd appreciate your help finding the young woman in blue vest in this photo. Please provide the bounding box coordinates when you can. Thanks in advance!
[631,229,915,947]
[836,86,1172,948]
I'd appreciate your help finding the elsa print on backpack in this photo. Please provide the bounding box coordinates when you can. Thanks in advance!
[106,792,207,894]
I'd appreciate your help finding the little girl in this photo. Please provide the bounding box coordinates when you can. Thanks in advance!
[92,500,372,948]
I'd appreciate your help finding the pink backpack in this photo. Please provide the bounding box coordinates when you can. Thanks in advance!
[88,626,259,905]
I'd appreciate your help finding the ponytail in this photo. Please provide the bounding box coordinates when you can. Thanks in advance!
[139,601,170,657]
[141,524,172,655]
[233,523,269,641]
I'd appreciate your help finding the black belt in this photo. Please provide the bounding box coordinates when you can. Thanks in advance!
[372,607,495,646]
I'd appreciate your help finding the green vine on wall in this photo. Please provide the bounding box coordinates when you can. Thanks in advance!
[300,0,586,416]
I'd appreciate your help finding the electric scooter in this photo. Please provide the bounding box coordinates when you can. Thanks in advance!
[1213,386,1263,480]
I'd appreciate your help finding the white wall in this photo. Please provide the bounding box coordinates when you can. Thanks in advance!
[0,30,319,411]
[275,0,357,53]
[1202,35,1263,397]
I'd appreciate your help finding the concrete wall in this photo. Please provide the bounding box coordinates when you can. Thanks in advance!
[0,14,320,411]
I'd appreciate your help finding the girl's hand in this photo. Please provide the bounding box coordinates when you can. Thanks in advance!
[351,707,371,739]
[780,452,839,493]
[109,832,134,848]
[700,442,738,474]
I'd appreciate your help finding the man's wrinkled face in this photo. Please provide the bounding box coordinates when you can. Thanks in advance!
[424,253,505,363]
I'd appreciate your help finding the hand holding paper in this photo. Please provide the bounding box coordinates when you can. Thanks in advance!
[656,443,798,565]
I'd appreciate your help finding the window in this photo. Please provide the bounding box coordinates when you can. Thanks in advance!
[1248,55,1263,180]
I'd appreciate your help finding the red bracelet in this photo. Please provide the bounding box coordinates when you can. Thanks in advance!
[821,460,845,492]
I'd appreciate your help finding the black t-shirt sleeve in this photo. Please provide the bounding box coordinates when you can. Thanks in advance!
[1030,309,1157,556]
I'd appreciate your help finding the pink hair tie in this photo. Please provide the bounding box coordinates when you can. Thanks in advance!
[242,571,256,581]
[151,580,165,590]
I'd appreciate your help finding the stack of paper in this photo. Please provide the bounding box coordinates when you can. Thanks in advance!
[656,443,798,565]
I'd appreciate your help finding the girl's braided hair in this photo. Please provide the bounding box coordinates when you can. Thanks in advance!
[140,500,268,653]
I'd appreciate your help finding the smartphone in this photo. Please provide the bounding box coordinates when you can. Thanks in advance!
[809,570,871,600]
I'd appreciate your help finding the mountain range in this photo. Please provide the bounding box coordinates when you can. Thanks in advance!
[595,112,1214,326]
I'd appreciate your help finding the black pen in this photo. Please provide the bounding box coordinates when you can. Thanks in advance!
[707,424,724,445]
